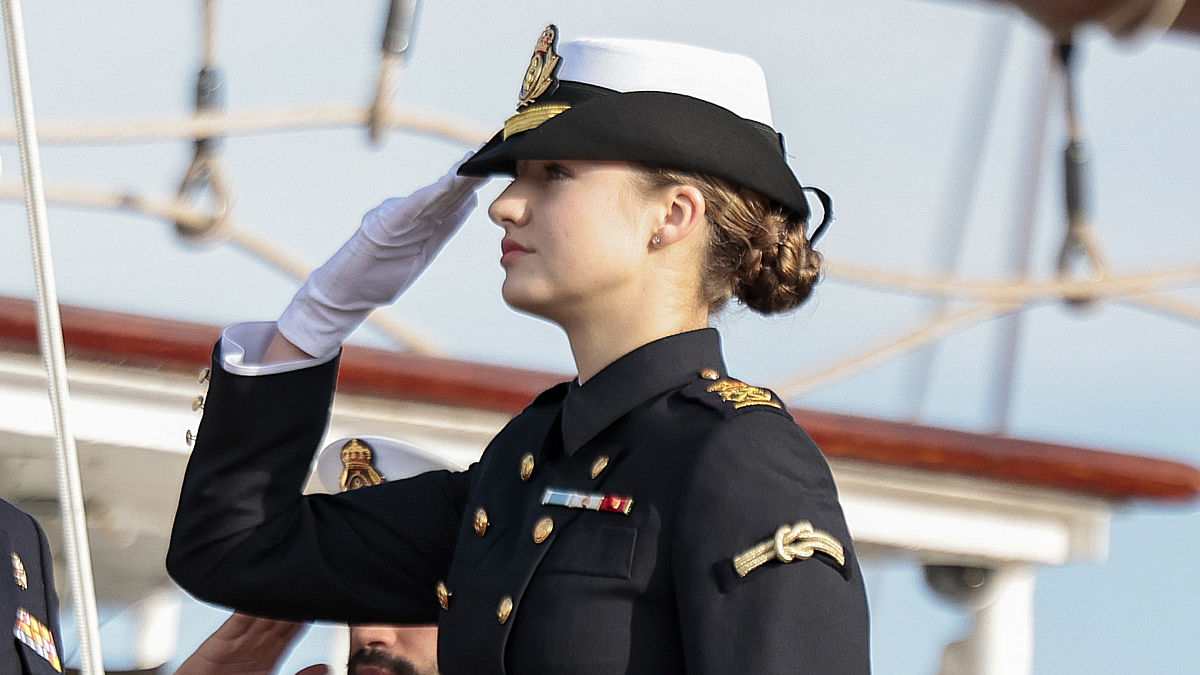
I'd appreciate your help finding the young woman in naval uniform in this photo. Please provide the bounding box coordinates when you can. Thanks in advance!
[169,25,870,674]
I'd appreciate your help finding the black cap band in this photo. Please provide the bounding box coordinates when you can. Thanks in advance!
[459,87,819,226]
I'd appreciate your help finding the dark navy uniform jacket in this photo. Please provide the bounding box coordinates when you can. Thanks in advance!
[2,499,64,675]
[168,328,870,673]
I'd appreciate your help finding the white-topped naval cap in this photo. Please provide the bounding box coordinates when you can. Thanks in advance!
[315,435,464,494]
[556,38,774,127]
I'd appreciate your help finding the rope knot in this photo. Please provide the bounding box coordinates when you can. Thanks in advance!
[733,520,846,578]
[774,523,799,563]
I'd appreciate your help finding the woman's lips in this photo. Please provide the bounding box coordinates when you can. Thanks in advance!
[500,238,532,266]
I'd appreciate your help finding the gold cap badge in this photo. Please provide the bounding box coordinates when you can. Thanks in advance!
[339,438,386,492]
[518,25,562,108]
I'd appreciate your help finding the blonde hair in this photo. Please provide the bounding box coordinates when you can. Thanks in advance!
[635,168,822,314]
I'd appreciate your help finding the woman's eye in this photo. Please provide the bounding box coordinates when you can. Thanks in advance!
[545,164,570,180]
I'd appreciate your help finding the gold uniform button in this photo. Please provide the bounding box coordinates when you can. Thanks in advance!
[532,517,554,544]
[497,595,513,624]
[590,455,610,479]
[700,368,721,380]
[436,581,452,610]
[474,508,490,537]
[519,453,535,481]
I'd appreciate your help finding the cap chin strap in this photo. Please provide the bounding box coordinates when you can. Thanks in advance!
[803,186,834,245]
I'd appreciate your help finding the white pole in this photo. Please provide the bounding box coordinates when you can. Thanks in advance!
[0,0,105,672]
[973,564,1036,675]
[932,564,1036,675]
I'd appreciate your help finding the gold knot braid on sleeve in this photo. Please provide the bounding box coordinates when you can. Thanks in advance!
[732,521,845,578]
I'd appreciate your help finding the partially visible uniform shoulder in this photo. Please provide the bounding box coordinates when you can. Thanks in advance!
[527,381,571,409]
[0,497,38,534]
[677,375,827,480]
[679,374,792,420]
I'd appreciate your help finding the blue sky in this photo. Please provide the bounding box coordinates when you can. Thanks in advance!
[2,1,1197,672]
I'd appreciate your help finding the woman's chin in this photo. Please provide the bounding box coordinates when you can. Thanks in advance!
[501,283,553,319]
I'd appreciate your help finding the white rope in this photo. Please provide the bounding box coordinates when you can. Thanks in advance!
[0,0,104,671]
[5,179,1195,315]
[826,260,1200,302]
[0,180,446,355]
[0,104,493,146]
[1118,293,1200,325]
[777,302,1025,400]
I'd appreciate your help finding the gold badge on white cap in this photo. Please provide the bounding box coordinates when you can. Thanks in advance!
[518,25,562,108]
[506,25,570,139]
[339,438,386,492]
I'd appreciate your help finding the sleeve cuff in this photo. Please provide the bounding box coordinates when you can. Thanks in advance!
[219,321,339,376]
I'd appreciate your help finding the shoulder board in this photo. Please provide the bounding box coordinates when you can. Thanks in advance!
[680,376,789,418]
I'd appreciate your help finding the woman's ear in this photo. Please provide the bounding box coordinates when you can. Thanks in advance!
[651,184,706,248]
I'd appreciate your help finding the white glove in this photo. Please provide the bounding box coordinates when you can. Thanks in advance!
[277,155,486,357]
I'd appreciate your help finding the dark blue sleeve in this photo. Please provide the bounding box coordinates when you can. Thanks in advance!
[32,515,62,654]
[167,348,470,624]
[672,410,871,673]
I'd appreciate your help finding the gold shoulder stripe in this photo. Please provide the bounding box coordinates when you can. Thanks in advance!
[706,378,781,410]
[732,521,845,577]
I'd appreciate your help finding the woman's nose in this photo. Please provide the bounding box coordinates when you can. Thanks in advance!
[488,181,528,229]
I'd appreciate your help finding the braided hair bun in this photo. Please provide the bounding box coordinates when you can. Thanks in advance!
[636,167,822,314]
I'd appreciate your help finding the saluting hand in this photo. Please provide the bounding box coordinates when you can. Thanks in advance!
[276,154,486,358]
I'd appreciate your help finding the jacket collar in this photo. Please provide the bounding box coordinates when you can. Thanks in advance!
[560,328,726,455]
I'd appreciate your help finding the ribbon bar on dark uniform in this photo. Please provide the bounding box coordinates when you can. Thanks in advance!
[541,487,633,515]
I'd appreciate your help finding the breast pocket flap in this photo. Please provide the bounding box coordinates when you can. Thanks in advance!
[540,524,637,580]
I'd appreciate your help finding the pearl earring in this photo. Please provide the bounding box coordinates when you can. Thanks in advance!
[651,235,662,245]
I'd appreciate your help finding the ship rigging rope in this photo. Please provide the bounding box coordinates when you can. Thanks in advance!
[2,179,1196,309]
[1,0,105,671]
[826,260,1200,303]
[0,180,447,355]
[777,301,1026,399]
[777,288,1200,399]
[0,105,492,145]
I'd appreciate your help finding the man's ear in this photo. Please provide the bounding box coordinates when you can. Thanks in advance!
[650,184,706,248]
